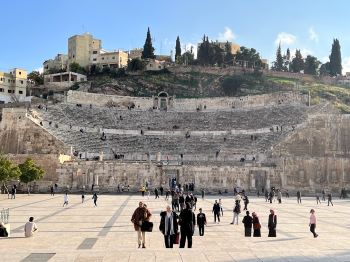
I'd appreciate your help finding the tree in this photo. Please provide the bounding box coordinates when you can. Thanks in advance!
[272,43,284,71]
[127,58,145,71]
[235,47,262,68]
[0,155,21,198]
[69,62,86,74]
[221,75,244,96]
[290,49,304,73]
[180,51,195,65]
[224,41,234,65]
[141,27,155,59]
[304,55,320,75]
[286,48,291,61]
[19,158,44,195]
[175,36,181,63]
[320,62,331,76]
[27,71,44,85]
[329,38,342,76]
[197,35,211,65]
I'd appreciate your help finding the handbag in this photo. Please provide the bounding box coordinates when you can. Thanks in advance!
[141,221,153,232]
[174,232,180,244]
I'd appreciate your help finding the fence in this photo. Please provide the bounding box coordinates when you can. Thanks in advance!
[0,208,9,224]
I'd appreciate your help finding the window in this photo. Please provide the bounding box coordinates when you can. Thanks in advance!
[8,79,10,83]
[102,57,104,60]
[0,88,3,92]
[19,90,23,94]
[8,90,12,93]
[19,71,22,75]
[112,56,115,59]
[149,64,152,67]
[93,51,97,54]
[20,80,24,84]
[93,58,97,61]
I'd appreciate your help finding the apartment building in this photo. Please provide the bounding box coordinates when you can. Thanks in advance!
[43,54,68,74]
[0,68,28,103]
[91,49,128,68]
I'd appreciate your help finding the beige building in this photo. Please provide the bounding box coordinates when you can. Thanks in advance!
[0,68,28,103]
[44,72,87,90]
[145,59,165,71]
[214,41,240,55]
[91,49,128,68]
[43,54,68,74]
[68,33,101,68]
[129,48,143,60]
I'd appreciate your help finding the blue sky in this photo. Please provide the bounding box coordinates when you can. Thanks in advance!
[1,0,350,73]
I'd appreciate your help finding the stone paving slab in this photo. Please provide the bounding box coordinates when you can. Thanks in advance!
[1,194,350,261]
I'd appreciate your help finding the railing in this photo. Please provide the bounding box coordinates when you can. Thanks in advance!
[0,208,9,224]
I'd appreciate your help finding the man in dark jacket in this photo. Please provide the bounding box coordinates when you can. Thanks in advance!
[179,194,185,211]
[212,200,221,223]
[179,203,196,248]
[155,188,159,199]
[268,209,277,237]
[243,195,249,210]
[242,211,253,237]
[197,208,207,236]
[159,206,178,248]
[297,191,302,204]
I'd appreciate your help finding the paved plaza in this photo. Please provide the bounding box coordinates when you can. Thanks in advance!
[1,193,350,262]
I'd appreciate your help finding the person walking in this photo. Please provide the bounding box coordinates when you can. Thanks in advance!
[179,202,196,248]
[201,189,205,200]
[269,191,273,204]
[141,185,145,197]
[50,186,54,196]
[160,186,164,196]
[219,199,223,216]
[179,193,185,211]
[327,193,333,206]
[63,193,69,207]
[316,194,321,204]
[212,200,221,224]
[81,192,85,203]
[159,205,178,248]
[297,191,302,204]
[165,189,170,200]
[242,211,253,237]
[24,217,38,237]
[243,195,249,211]
[268,209,277,237]
[131,202,151,248]
[197,208,207,236]
[265,190,269,202]
[309,209,318,238]
[231,200,241,225]
[11,186,16,199]
[92,193,98,207]
[252,212,261,237]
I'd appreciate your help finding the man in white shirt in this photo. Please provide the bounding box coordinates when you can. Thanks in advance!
[63,193,69,207]
[24,217,38,237]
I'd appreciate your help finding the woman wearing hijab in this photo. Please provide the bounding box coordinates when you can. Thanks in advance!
[252,212,261,237]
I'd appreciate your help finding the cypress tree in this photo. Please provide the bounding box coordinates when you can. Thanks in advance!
[329,38,342,76]
[273,43,283,71]
[291,49,304,73]
[175,36,181,63]
[142,27,155,59]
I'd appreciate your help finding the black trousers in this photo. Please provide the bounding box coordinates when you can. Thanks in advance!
[245,227,252,237]
[214,212,220,222]
[164,234,174,248]
[94,199,97,206]
[180,227,192,248]
[268,227,276,237]
[310,224,317,237]
[198,225,204,236]
[328,200,333,206]
[297,198,302,204]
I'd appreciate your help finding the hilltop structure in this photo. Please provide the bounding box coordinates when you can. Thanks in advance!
[0,68,29,104]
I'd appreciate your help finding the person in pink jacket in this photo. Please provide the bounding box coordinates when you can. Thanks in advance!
[309,209,318,238]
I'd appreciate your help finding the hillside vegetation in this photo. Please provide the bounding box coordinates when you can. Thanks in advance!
[82,69,350,113]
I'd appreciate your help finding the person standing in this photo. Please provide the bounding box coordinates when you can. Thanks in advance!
[309,209,318,238]
[322,189,326,201]
[268,209,277,237]
[316,194,321,205]
[201,189,205,200]
[231,200,241,225]
[165,189,170,200]
[277,190,282,204]
[131,202,148,248]
[252,212,261,237]
[197,208,207,236]
[92,193,98,207]
[50,186,54,196]
[219,199,223,216]
[265,190,269,202]
[179,193,185,211]
[269,191,273,204]
[11,186,16,199]
[212,200,221,224]
[160,186,164,196]
[141,185,145,197]
[297,191,302,204]
[63,193,69,207]
[328,193,333,206]
[243,195,249,211]
[24,217,38,237]
[179,203,196,248]
[159,205,178,248]
[242,211,253,237]
[155,188,159,199]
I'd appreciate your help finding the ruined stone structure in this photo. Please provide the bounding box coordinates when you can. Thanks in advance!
[0,91,348,194]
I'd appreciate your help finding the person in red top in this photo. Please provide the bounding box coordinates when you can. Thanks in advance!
[309,209,318,238]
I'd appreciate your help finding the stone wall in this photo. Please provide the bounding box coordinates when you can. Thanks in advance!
[66,90,307,111]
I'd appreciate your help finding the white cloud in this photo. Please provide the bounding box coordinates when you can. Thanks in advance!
[274,32,296,46]
[182,42,198,58]
[342,57,350,74]
[34,67,43,74]
[308,27,319,42]
[289,48,313,58]
[218,27,236,42]
[321,56,329,63]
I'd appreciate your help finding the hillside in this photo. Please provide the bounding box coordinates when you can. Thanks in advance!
[74,67,350,113]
